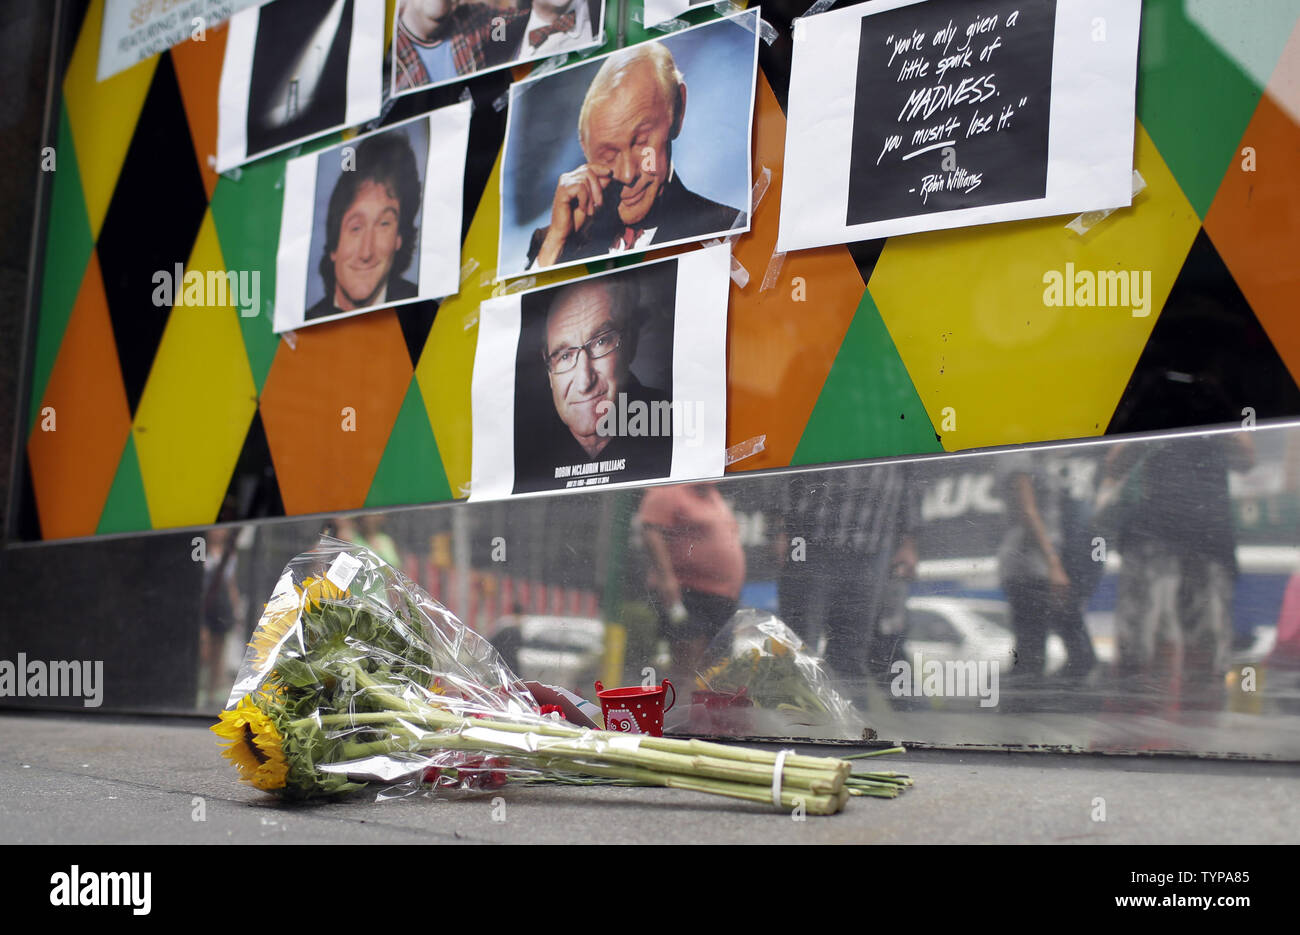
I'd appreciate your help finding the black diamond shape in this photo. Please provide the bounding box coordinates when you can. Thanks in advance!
[756,0,802,114]
[845,239,888,287]
[96,50,208,415]
[221,408,284,522]
[395,299,439,367]
[1108,229,1300,434]
[12,449,43,542]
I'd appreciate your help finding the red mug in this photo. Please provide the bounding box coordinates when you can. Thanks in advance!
[594,679,676,736]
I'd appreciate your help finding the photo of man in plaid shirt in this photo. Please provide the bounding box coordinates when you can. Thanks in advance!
[393,0,529,91]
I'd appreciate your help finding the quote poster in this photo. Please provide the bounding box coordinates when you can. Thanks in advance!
[778,0,1142,251]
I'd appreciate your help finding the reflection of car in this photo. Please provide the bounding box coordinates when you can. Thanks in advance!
[490,615,606,688]
[899,597,1070,675]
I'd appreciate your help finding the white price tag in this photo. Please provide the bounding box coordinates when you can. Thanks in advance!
[325,553,363,591]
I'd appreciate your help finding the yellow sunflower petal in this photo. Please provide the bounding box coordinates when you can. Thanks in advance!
[247,588,302,670]
[211,696,288,791]
[301,576,348,612]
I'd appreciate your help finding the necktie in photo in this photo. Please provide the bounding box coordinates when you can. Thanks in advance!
[529,11,577,48]
[619,226,644,250]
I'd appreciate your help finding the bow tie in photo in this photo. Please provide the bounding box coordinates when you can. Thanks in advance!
[530,11,577,47]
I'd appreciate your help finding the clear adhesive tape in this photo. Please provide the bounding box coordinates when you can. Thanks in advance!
[725,434,767,466]
[797,0,836,20]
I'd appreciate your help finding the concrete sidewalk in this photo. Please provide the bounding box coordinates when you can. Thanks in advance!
[2,712,1297,844]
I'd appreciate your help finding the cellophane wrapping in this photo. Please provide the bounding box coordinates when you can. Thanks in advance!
[219,536,602,798]
[676,609,867,739]
[214,537,863,814]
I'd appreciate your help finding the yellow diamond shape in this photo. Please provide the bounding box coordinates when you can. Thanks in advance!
[415,152,585,498]
[63,0,160,240]
[133,211,258,528]
[868,121,1201,450]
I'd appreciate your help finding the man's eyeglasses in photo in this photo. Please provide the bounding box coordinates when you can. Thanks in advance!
[545,329,622,374]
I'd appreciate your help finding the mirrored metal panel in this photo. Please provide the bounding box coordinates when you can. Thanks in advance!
[5,421,1298,758]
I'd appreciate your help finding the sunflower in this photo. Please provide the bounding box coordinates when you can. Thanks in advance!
[765,636,793,658]
[247,587,302,670]
[212,695,289,791]
[301,575,348,611]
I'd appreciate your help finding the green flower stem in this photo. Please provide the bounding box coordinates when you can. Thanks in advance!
[293,711,430,730]
[434,719,836,792]
[337,666,852,780]
[842,746,908,760]
[851,772,912,786]
[846,786,903,798]
[508,739,845,795]
[638,736,849,779]
[845,772,913,798]
[530,756,849,816]
[326,712,846,796]
[336,734,848,812]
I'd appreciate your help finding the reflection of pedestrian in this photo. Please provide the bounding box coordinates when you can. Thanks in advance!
[777,465,917,683]
[997,453,1098,684]
[1268,569,1300,669]
[199,526,242,708]
[353,514,403,568]
[637,483,746,681]
[1108,434,1253,709]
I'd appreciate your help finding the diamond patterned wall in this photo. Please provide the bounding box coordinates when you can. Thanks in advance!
[17,0,1300,539]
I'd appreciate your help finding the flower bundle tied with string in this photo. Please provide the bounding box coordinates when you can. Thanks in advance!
[214,536,906,813]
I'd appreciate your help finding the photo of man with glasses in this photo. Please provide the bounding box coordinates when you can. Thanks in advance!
[511,265,675,494]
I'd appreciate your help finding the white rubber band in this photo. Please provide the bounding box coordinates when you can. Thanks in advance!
[772,749,793,808]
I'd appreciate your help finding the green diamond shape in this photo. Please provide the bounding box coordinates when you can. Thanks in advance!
[792,289,941,466]
[29,103,94,434]
[365,378,452,507]
[210,153,292,392]
[96,433,152,534]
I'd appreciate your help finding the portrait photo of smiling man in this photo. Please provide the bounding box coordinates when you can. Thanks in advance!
[497,9,760,278]
[470,246,732,500]
[517,269,676,492]
[274,103,472,332]
[307,128,423,320]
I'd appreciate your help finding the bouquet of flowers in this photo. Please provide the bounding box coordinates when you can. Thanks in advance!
[213,537,901,814]
[691,610,865,734]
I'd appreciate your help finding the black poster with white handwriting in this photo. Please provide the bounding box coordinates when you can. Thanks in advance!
[846,0,1058,225]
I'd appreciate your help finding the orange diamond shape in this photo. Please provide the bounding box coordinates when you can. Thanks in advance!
[26,251,133,538]
[260,312,414,516]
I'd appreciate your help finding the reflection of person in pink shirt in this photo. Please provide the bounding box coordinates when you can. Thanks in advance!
[637,483,746,680]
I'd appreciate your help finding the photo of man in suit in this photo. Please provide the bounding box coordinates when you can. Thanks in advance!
[306,129,423,321]
[394,0,602,93]
[241,0,363,164]
[512,266,676,493]
[525,40,746,269]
